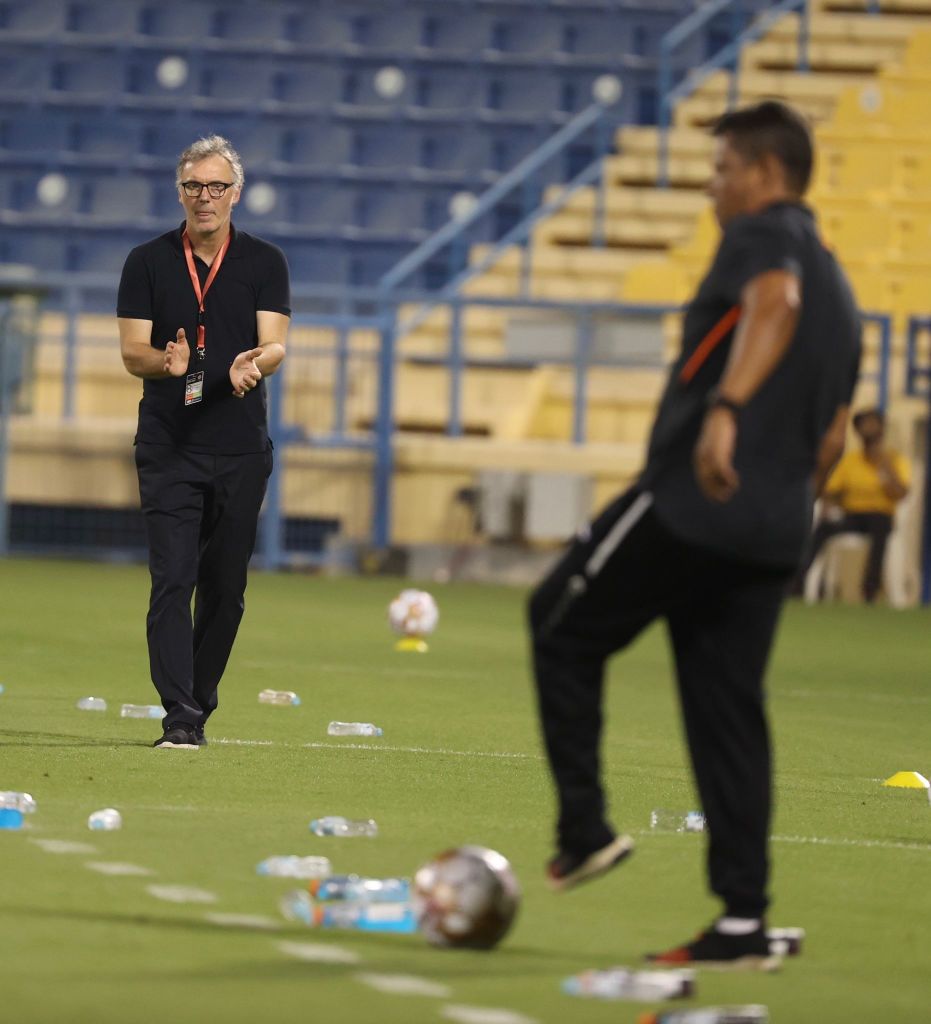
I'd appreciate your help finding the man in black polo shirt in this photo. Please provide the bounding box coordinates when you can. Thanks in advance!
[118,135,290,750]
[529,101,861,967]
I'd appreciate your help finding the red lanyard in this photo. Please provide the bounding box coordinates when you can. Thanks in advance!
[181,228,231,360]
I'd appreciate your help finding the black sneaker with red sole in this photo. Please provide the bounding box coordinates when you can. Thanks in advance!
[545,834,634,892]
[645,921,782,972]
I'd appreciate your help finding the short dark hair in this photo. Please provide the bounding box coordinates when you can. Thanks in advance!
[852,407,884,431]
[712,100,814,196]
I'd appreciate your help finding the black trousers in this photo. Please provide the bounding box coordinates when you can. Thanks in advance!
[529,488,792,918]
[798,512,892,603]
[136,443,272,730]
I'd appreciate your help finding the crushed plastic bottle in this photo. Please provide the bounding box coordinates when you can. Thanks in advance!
[562,968,695,1001]
[767,927,804,956]
[88,808,122,830]
[279,889,417,933]
[327,722,383,737]
[309,875,410,902]
[637,1006,768,1024]
[309,816,378,837]
[258,689,301,706]
[120,704,162,719]
[255,855,332,879]
[0,791,37,814]
[77,696,107,712]
[650,809,706,833]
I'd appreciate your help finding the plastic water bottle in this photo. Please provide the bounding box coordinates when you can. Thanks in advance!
[258,689,301,706]
[0,684,5,695]
[255,855,332,879]
[327,722,383,737]
[0,791,37,814]
[309,816,378,837]
[0,808,23,829]
[77,696,107,712]
[279,889,417,933]
[637,1006,768,1024]
[88,808,122,830]
[563,968,695,1001]
[309,875,410,902]
[767,927,804,956]
[650,809,706,833]
[120,704,162,719]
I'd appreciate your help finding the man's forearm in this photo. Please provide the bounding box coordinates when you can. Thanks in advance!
[717,271,801,405]
[123,342,171,380]
[255,342,285,377]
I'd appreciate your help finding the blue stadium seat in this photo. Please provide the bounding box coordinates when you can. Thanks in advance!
[287,124,355,172]
[136,3,215,43]
[49,55,126,102]
[0,0,68,39]
[415,12,490,55]
[70,115,142,158]
[194,59,280,107]
[78,234,145,273]
[0,51,54,99]
[1,230,75,271]
[63,1,142,40]
[206,6,287,45]
[0,110,72,160]
[483,16,563,57]
[0,170,81,219]
[410,68,483,116]
[292,184,356,231]
[275,65,347,110]
[85,176,154,223]
[351,127,418,171]
[285,9,353,49]
[283,241,347,287]
[481,72,562,117]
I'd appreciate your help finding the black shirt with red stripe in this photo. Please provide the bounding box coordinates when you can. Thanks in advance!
[641,200,861,568]
[117,222,291,454]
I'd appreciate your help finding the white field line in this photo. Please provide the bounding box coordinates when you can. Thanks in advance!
[441,1006,539,1024]
[277,940,360,964]
[85,861,154,876]
[304,742,540,760]
[146,884,218,904]
[776,688,931,706]
[205,912,280,930]
[356,973,452,997]
[772,834,931,853]
[639,830,931,854]
[213,736,540,759]
[30,839,97,854]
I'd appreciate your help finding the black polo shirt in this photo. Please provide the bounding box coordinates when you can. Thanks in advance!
[117,222,291,454]
[640,201,862,568]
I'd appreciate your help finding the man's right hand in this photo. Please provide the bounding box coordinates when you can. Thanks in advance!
[164,328,190,377]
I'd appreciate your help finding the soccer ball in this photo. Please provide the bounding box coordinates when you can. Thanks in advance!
[388,589,439,638]
[412,845,520,950]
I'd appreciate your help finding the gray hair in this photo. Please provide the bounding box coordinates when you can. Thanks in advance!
[176,135,244,189]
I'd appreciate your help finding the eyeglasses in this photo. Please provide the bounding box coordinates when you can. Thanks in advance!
[180,181,235,198]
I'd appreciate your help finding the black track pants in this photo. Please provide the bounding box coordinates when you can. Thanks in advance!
[528,487,791,917]
[136,443,272,730]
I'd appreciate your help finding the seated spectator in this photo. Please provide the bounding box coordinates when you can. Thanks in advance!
[797,408,910,603]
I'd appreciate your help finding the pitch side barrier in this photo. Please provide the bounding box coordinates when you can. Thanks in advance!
[905,315,931,604]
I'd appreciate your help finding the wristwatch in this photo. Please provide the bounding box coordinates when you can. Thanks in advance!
[706,391,744,416]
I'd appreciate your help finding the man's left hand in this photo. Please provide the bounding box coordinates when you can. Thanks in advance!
[230,348,263,398]
[694,407,740,502]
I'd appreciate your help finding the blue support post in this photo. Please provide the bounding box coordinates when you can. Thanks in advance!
[63,285,80,419]
[0,302,10,556]
[877,314,891,412]
[572,312,594,444]
[448,300,464,438]
[260,368,285,570]
[333,322,350,438]
[797,0,810,72]
[371,306,397,550]
[593,114,609,247]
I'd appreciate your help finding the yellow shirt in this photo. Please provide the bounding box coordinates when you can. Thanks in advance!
[825,449,911,516]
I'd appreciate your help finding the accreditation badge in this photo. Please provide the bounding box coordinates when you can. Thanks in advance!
[184,371,205,406]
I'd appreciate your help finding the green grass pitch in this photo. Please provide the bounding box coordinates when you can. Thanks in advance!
[0,557,929,1024]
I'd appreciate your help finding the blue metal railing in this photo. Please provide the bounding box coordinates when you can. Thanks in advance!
[905,315,931,604]
[657,0,811,187]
